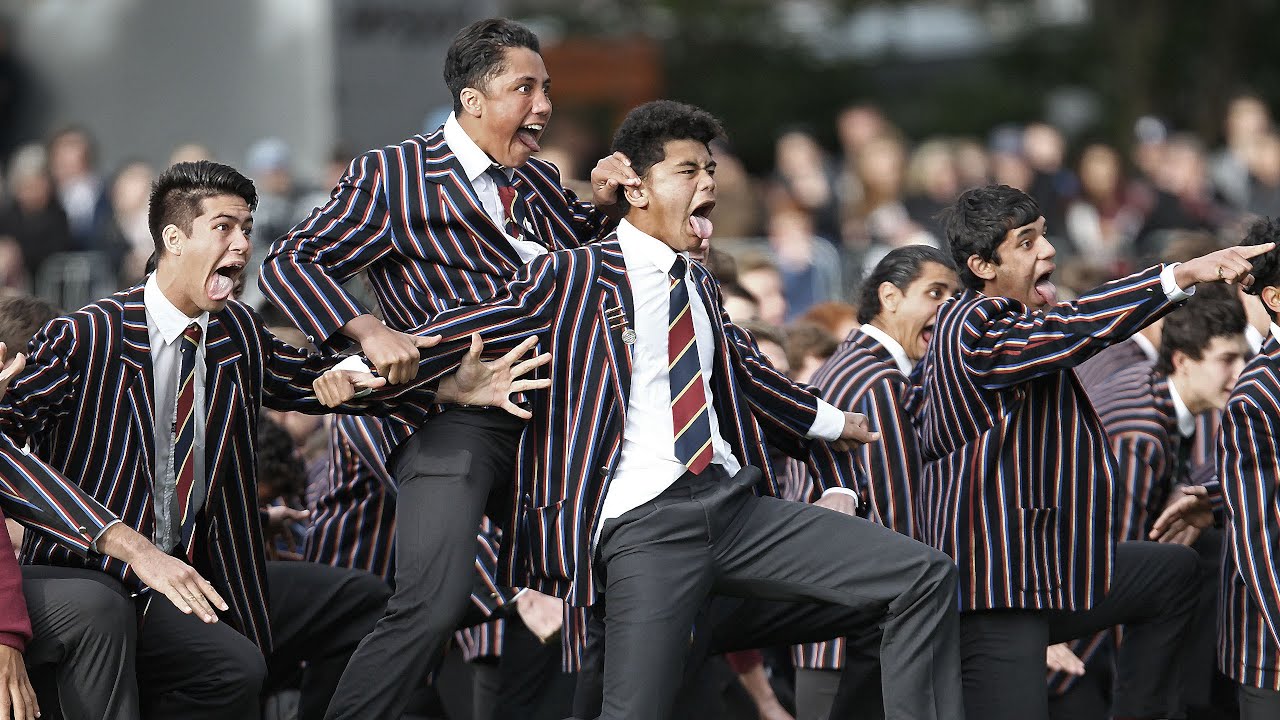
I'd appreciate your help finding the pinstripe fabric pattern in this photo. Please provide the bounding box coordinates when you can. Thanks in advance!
[408,237,839,606]
[1049,363,1185,694]
[257,127,611,453]
[1075,336,1152,390]
[787,329,923,671]
[915,265,1178,612]
[1219,334,1280,691]
[0,283,433,651]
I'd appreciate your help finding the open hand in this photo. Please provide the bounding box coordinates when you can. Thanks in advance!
[0,645,37,720]
[1046,643,1085,676]
[436,334,551,419]
[0,343,25,401]
[1149,485,1214,545]
[96,524,228,624]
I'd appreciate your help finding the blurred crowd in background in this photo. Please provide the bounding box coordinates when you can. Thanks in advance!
[1,91,1276,380]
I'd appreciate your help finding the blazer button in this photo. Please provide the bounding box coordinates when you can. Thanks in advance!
[306,335,315,343]
[78,526,89,535]
[600,467,609,476]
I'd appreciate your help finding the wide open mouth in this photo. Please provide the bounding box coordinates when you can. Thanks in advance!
[208,260,244,302]
[1033,266,1057,306]
[516,123,544,152]
[689,200,716,240]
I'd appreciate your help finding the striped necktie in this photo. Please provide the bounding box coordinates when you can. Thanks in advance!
[174,322,202,558]
[668,256,713,475]
[486,165,525,239]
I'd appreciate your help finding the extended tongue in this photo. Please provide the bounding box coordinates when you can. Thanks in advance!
[689,215,713,240]
[1034,279,1058,305]
[208,273,234,301]
[518,129,541,152]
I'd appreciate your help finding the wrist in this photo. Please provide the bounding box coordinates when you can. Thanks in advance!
[1171,263,1194,291]
[435,374,460,404]
[341,314,384,344]
[96,524,149,564]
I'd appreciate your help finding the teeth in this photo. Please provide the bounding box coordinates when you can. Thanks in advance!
[522,124,543,132]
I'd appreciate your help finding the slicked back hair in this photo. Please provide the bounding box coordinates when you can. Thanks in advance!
[148,160,257,258]
[444,18,541,114]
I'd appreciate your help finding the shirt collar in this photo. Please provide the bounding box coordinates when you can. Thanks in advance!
[616,219,684,276]
[858,323,912,376]
[1165,377,1196,438]
[443,112,505,184]
[144,273,209,346]
[1247,323,1266,355]
[1131,332,1158,363]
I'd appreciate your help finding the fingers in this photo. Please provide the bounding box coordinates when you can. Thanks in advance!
[1238,241,1277,259]
[352,375,388,391]
[414,333,443,349]
[501,399,534,420]
[509,378,552,393]
[467,333,484,360]
[497,335,540,367]
[510,352,552,379]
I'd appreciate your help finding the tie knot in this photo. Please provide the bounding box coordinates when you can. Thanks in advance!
[182,323,202,346]
[669,256,688,282]
[486,165,512,189]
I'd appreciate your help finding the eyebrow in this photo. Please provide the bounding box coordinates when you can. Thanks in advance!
[211,213,250,224]
[675,160,716,169]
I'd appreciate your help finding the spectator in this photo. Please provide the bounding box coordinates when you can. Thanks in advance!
[47,126,112,255]
[102,159,155,284]
[903,139,960,239]
[1065,143,1144,269]
[772,128,841,245]
[784,322,838,384]
[1137,134,1227,261]
[738,251,788,325]
[1210,93,1271,210]
[721,281,761,323]
[798,301,860,341]
[0,143,72,289]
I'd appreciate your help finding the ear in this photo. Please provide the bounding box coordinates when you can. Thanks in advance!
[967,254,996,283]
[459,87,484,118]
[1262,285,1280,318]
[1169,348,1192,376]
[877,281,904,313]
[162,224,183,256]
[623,180,648,211]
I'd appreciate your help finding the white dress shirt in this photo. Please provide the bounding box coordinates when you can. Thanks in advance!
[1166,377,1196,439]
[596,221,846,541]
[1131,332,1159,364]
[145,274,209,552]
[1246,324,1266,356]
[857,323,913,376]
[443,113,547,265]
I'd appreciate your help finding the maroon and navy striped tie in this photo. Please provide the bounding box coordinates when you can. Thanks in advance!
[174,323,202,559]
[486,165,525,239]
[668,256,713,474]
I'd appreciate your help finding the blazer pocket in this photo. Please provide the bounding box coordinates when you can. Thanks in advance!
[525,499,571,583]
[1017,507,1062,592]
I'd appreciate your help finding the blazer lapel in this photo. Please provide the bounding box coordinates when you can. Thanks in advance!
[119,286,157,481]
[595,243,634,408]
[420,138,524,269]
[202,314,246,502]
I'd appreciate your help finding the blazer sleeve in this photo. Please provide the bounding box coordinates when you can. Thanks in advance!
[0,508,30,653]
[1220,394,1280,648]
[957,265,1177,390]
[1109,432,1165,542]
[257,151,393,350]
[0,318,120,553]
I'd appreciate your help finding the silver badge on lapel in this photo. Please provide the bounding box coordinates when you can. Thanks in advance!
[621,329,637,345]
[606,305,635,344]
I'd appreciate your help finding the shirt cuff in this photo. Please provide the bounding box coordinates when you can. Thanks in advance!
[820,487,860,508]
[1161,263,1195,302]
[89,519,122,555]
[807,399,845,442]
[333,355,372,374]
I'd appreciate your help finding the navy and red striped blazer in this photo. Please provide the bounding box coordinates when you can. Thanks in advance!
[0,283,431,651]
[1218,333,1280,691]
[257,126,612,451]
[914,265,1179,612]
[786,328,923,670]
[408,238,850,607]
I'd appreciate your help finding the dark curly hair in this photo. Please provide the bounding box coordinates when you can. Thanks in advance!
[256,413,306,502]
[148,160,257,258]
[1241,216,1280,320]
[444,18,541,114]
[1155,289,1246,375]
[939,185,1041,290]
[611,100,725,180]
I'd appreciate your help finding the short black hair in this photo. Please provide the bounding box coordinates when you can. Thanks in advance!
[856,245,957,324]
[444,18,541,114]
[1155,291,1247,375]
[256,413,306,501]
[0,294,60,350]
[939,185,1042,290]
[1242,216,1280,320]
[611,100,725,179]
[148,160,257,258]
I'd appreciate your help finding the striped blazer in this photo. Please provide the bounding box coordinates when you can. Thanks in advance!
[0,283,431,651]
[1075,335,1152,390]
[1049,363,1190,694]
[914,265,1179,612]
[409,238,847,606]
[257,126,611,450]
[786,329,923,671]
[1218,333,1280,690]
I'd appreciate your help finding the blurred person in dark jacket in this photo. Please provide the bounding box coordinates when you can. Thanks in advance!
[0,144,71,288]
